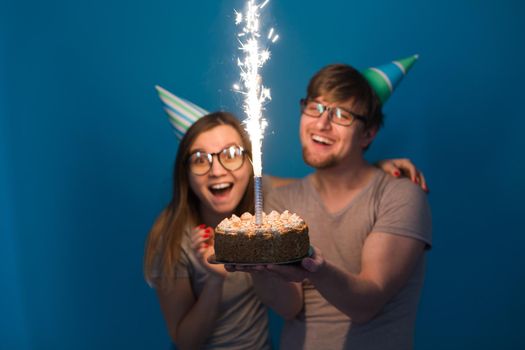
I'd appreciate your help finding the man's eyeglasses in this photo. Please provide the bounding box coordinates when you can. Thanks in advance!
[188,145,247,175]
[300,98,367,126]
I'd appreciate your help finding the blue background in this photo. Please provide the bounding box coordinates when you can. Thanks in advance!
[1,0,524,349]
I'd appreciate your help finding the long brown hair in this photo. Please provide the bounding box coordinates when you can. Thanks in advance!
[144,112,254,290]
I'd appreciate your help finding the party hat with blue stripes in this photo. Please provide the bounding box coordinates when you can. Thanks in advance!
[155,85,209,140]
[361,54,419,105]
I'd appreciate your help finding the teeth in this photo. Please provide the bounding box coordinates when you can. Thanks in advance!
[210,183,231,190]
[312,134,334,145]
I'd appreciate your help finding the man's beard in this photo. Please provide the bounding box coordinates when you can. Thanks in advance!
[302,146,338,169]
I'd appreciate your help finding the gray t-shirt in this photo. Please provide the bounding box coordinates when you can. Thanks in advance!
[153,176,275,349]
[175,230,271,350]
[265,169,432,350]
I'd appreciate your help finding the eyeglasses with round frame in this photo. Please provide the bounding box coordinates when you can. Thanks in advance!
[300,98,368,126]
[188,145,247,175]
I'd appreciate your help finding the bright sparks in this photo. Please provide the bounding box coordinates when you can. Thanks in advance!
[234,0,277,177]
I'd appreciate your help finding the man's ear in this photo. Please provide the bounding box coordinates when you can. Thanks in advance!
[361,127,378,149]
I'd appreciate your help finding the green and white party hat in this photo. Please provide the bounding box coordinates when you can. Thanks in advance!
[361,54,419,105]
[155,85,209,140]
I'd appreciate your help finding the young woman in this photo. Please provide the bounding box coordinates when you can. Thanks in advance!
[143,111,427,349]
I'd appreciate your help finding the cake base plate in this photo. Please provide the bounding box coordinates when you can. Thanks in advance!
[208,246,313,266]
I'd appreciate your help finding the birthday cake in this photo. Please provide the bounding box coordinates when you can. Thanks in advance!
[214,210,310,264]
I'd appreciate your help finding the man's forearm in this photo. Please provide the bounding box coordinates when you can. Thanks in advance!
[307,261,386,324]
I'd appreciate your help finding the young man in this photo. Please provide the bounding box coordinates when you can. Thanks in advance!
[234,61,432,349]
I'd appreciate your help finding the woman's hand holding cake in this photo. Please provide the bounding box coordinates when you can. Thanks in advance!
[191,224,228,279]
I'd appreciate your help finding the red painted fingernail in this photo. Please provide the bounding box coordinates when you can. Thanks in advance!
[204,243,209,248]
[205,228,211,233]
[199,224,206,229]
[203,233,210,238]
[393,171,400,177]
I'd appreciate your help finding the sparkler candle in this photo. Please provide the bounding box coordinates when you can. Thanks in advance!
[234,0,278,225]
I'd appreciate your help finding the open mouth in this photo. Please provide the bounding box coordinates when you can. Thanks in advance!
[312,134,334,145]
[209,182,233,196]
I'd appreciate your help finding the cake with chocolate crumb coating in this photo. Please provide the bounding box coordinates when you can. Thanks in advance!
[214,210,310,263]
